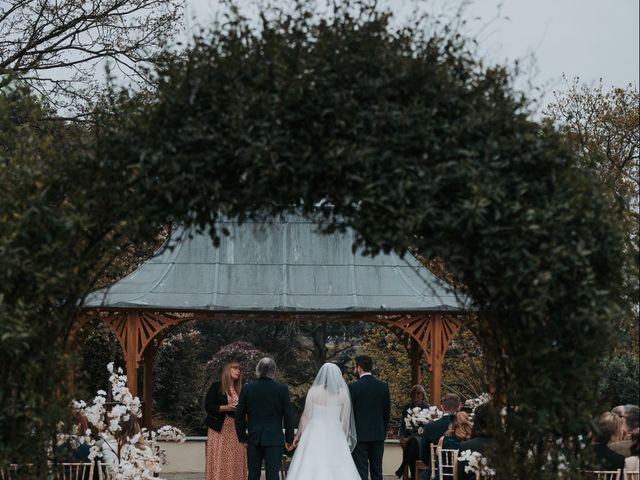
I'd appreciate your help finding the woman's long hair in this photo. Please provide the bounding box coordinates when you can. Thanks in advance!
[220,360,242,396]
[117,416,142,456]
[445,411,472,441]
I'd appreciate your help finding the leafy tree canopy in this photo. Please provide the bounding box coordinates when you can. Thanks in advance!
[0,2,628,478]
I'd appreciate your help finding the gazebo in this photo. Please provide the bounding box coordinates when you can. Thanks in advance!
[81,213,468,426]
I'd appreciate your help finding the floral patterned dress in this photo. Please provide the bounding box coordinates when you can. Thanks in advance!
[205,390,247,480]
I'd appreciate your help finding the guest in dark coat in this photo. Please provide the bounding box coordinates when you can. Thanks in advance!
[396,385,429,479]
[418,393,460,479]
[349,355,391,480]
[235,357,295,480]
[456,404,499,480]
[591,412,626,471]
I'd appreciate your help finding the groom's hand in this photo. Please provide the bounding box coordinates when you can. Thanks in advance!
[285,442,294,451]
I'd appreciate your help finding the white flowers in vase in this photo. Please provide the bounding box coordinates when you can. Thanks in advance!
[404,406,444,435]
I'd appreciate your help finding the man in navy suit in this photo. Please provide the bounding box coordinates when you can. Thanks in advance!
[235,357,295,480]
[419,393,461,480]
[349,355,391,480]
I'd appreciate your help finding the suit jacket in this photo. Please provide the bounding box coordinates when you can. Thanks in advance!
[419,413,454,465]
[204,381,234,432]
[234,378,294,446]
[593,443,625,471]
[349,375,391,442]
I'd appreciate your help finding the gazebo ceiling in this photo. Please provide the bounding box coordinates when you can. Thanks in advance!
[84,214,467,313]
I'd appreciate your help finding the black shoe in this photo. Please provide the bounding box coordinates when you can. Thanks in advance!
[395,467,404,478]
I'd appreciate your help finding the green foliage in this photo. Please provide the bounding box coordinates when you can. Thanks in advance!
[545,80,639,352]
[0,2,629,477]
[597,351,640,408]
[153,325,206,432]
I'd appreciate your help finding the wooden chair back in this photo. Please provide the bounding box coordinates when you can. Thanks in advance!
[51,463,94,480]
[437,448,458,480]
[0,464,35,480]
[96,462,110,480]
[430,443,438,479]
[582,470,622,480]
[624,471,640,480]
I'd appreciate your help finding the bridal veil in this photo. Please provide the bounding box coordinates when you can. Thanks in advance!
[298,362,357,451]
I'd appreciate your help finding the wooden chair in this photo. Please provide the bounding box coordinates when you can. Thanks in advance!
[280,454,292,480]
[415,460,427,480]
[51,463,94,480]
[96,462,111,480]
[0,464,34,480]
[624,472,640,480]
[436,448,458,480]
[581,470,622,480]
[428,443,438,479]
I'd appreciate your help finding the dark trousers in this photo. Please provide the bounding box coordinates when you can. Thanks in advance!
[247,443,283,480]
[352,440,384,480]
[397,437,420,479]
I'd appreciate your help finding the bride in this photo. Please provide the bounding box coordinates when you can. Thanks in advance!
[286,363,361,480]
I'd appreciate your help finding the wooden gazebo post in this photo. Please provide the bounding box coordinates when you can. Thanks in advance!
[142,342,157,428]
[410,339,422,387]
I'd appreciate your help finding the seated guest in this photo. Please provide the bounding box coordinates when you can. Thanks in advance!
[437,411,472,450]
[419,393,460,479]
[102,416,156,475]
[591,412,625,471]
[396,385,429,479]
[611,404,640,458]
[624,428,639,473]
[456,404,500,480]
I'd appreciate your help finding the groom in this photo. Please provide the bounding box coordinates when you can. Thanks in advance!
[349,355,390,480]
[235,357,295,480]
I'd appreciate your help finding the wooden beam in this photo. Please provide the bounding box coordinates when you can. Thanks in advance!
[410,339,421,387]
[142,342,156,429]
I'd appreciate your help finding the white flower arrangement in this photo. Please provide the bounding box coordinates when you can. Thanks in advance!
[59,363,186,480]
[404,406,444,435]
[458,449,495,477]
[463,393,490,411]
[154,425,187,443]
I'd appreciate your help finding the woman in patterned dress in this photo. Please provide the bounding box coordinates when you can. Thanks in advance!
[204,360,247,480]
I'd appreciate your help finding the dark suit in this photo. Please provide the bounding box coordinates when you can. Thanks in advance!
[349,374,390,480]
[418,413,454,480]
[235,378,294,480]
[593,443,625,471]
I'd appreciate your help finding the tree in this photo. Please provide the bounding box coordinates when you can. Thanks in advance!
[0,2,628,477]
[545,80,639,375]
[0,0,184,113]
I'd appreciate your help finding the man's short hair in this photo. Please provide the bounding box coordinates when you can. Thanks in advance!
[255,357,277,378]
[442,393,461,412]
[355,355,373,372]
[624,404,639,431]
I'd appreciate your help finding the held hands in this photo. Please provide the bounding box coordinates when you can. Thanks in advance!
[286,435,300,451]
[220,404,237,412]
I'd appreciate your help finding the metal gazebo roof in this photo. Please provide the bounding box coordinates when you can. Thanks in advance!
[84,214,466,313]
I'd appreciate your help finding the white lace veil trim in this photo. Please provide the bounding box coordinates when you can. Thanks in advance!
[298,363,357,451]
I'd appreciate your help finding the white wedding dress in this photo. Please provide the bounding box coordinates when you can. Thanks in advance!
[286,364,361,480]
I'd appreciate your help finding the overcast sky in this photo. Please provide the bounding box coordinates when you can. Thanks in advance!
[184,0,639,107]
